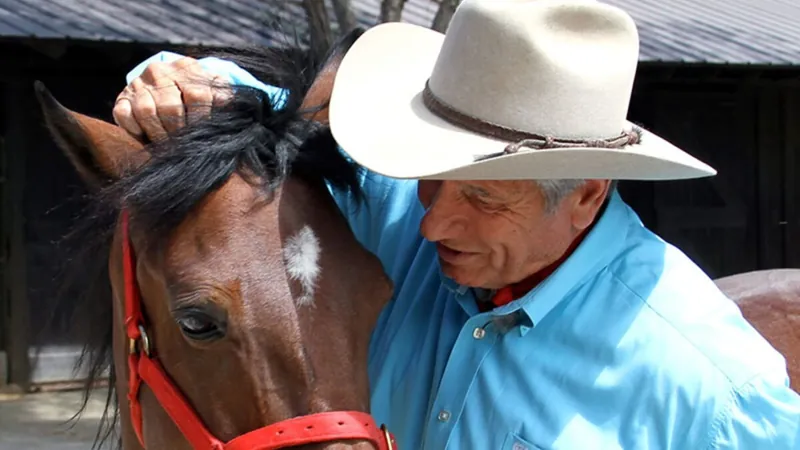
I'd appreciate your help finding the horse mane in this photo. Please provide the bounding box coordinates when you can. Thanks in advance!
[50,28,365,449]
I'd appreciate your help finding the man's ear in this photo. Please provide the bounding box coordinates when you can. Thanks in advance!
[34,81,149,189]
[299,28,364,124]
[570,179,612,231]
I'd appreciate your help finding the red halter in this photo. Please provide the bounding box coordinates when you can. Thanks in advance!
[120,211,396,449]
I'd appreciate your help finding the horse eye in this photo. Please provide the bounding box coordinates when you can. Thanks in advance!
[174,309,225,341]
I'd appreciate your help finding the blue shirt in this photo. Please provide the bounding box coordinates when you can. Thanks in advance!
[129,53,800,449]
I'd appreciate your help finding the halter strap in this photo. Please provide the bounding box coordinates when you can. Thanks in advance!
[120,210,396,449]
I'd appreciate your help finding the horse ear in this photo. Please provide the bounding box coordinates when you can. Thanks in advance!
[300,28,364,124]
[34,81,148,188]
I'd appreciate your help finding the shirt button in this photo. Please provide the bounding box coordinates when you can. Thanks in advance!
[472,327,486,339]
[437,410,451,422]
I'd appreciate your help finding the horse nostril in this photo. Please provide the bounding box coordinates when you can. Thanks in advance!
[338,421,344,425]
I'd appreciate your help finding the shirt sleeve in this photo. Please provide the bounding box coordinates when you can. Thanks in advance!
[707,372,800,449]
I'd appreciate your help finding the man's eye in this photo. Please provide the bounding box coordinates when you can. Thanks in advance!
[472,196,502,211]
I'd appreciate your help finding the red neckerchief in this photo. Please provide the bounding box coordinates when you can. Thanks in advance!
[481,228,590,312]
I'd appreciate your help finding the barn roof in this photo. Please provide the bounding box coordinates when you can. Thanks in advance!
[0,0,798,66]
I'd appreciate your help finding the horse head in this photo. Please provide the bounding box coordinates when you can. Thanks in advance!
[35,30,395,450]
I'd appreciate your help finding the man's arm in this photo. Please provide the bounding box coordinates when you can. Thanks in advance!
[707,372,800,449]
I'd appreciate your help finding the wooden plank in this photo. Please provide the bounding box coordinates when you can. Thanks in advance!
[784,86,800,267]
[735,83,761,275]
[655,206,747,229]
[0,134,5,386]
[3,82,30,389]
[646,86,758,278]
[757,86,785,269]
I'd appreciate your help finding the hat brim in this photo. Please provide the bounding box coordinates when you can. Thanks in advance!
[328,22,717,181]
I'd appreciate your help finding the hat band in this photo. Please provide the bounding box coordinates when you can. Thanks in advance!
[421,80,641,161]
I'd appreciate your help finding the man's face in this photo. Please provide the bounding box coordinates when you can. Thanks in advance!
[417,179,609,289]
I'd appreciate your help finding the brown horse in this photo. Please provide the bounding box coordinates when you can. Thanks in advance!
[35,30,395,450]
[715,269,800,392]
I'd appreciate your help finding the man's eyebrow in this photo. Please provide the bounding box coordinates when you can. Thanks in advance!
[463,184,492,197]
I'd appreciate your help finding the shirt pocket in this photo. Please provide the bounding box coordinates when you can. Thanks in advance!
[501,431,544,450]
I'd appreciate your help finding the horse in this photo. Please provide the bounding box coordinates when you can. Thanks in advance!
[715,269,800,392]
[34,29,396,450]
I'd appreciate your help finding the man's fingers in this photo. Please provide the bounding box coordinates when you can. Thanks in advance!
[177,79,213,123]
[211,75,234,107]
[147,81,186,134]
[175,57,221,122]
[139,60,180,85]
[130,78,168,142]
[172,56,202,72]
[113,92,145,139]
[114,56,231,140]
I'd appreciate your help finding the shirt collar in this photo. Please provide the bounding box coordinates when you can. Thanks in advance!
[440,190,633,330]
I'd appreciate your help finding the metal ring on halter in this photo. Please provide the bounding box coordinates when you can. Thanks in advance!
[381,424,394,450]
[128,325,150,358]
[137,325,152,357]
[129,325,153,357]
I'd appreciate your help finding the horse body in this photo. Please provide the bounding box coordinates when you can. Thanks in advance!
[715,269,800,392]
[36,30,394,449]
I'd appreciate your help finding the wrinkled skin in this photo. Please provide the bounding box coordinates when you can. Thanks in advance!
[416,178,610,289]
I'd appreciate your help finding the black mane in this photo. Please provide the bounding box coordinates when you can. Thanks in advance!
[51,28,364,449]
[116,34,364,248]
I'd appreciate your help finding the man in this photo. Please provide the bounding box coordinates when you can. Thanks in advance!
[113,0,800,448]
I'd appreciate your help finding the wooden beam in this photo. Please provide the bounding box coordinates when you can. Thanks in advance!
[0,135,4,387]
[22,40,67,61]
[636,63,800,87]
[756,86,785,269]
[784,86,800,267]
[3,82,30,390]
[654,206,748,229]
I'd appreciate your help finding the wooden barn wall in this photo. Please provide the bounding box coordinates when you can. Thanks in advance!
[621,71,800,279]
[0,41,161,387]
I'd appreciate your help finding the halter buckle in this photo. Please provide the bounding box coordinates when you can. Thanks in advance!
[381,423,395,450]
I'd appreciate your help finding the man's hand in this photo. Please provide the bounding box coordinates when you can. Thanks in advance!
[113,56,231,142]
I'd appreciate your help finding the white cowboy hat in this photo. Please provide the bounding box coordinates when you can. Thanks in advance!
[328,0,716,180]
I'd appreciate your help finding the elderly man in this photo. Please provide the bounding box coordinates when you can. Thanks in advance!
[113,0,800,448]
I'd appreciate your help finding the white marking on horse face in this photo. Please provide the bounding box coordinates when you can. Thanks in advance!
[283,225,321,307]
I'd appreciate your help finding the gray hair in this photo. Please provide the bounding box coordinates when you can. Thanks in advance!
[536,179,618,213]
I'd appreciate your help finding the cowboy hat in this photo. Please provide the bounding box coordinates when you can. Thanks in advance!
[327,0,716,180]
